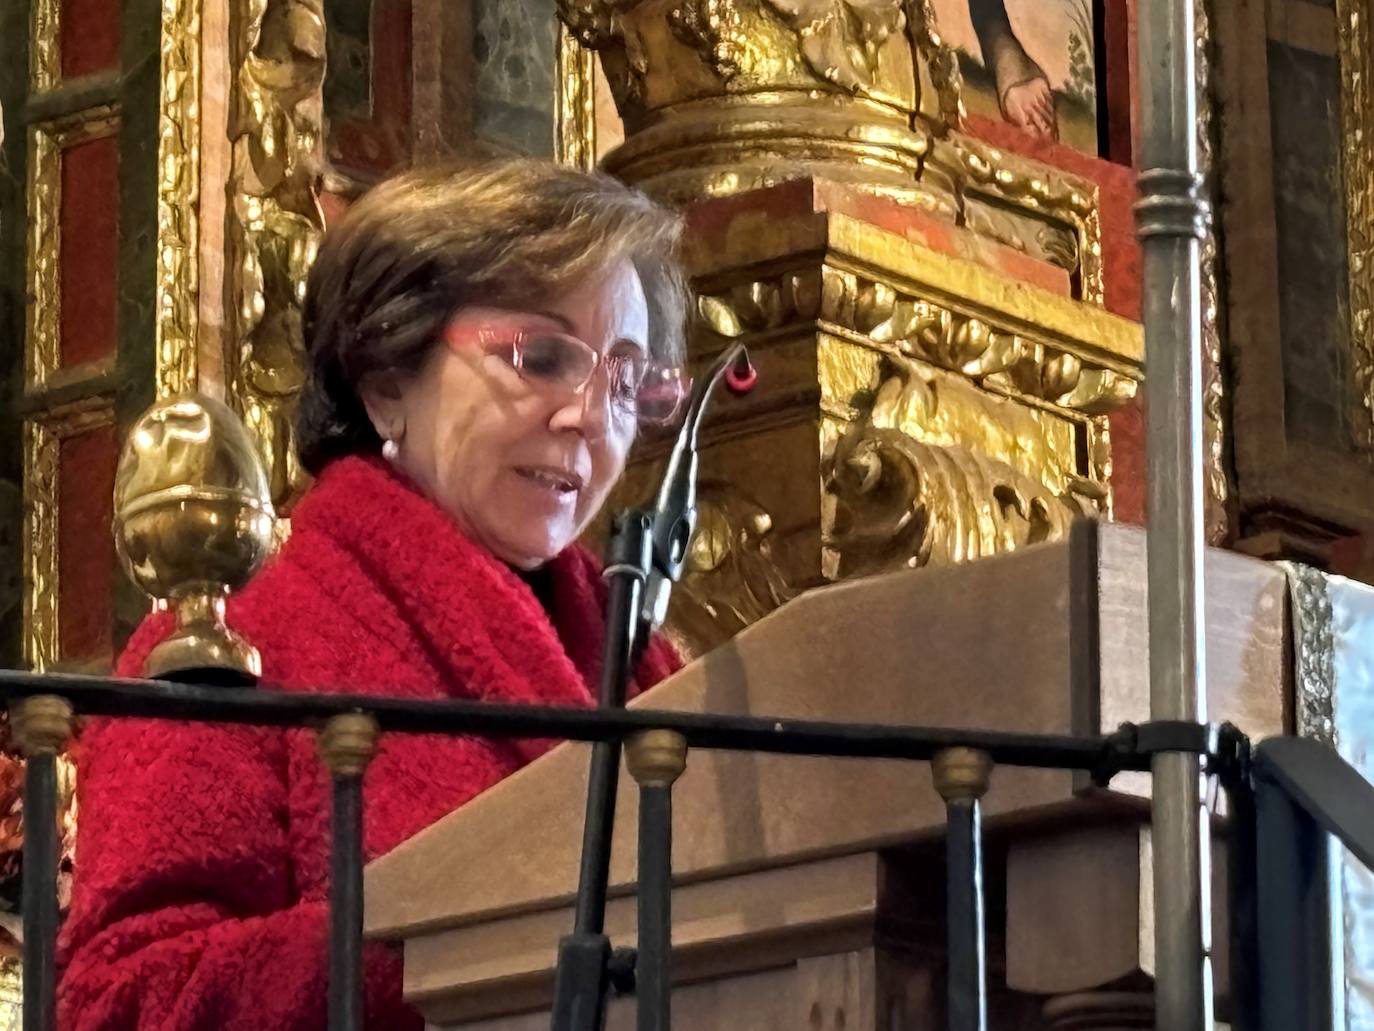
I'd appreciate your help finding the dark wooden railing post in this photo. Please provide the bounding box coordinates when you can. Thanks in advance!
[318,713,381,1031]
[626,729,688,1031]
[933,747,993,1031]
[11,695,73,1031]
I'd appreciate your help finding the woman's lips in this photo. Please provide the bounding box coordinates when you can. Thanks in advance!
[514,466,583,495]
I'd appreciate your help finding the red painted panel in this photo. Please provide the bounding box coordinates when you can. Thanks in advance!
[58,422,117,664]
[60,133,119,369]
[60,0,120,80]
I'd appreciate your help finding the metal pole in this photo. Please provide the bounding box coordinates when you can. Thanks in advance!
[626,730,688,1031]
[319,714,380,1031]
[11,697,72,1031]
[1135,0,1213,1028]
[552,511,653,1031]
[933,748,992,1031]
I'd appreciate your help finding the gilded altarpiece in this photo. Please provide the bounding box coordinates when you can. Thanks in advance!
[1,6,1149,681]
[555,0,1143,653]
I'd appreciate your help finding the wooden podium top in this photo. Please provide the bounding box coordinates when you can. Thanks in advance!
[363,523,1286,1024]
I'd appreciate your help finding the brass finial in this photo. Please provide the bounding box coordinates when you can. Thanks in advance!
[114,394,276,680]
[932,747,994,803]
[625,729,689,788]
[10,696,74,757]
[318,713,380,778]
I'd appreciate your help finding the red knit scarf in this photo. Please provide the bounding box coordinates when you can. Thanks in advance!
[264,456,678,751]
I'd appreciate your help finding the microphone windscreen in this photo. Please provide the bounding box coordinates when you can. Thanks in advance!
[724,348,758,396]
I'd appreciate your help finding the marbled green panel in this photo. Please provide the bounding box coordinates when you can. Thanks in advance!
[472,0,556,158]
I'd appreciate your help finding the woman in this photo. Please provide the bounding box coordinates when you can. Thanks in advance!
[58,159,686,1029]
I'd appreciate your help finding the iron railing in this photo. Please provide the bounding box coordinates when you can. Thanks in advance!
[1,666,1371,1031]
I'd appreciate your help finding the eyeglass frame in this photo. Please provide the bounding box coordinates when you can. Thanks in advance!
[443,322,689,427]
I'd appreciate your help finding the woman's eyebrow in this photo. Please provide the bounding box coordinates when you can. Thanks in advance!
[529,309,577,332]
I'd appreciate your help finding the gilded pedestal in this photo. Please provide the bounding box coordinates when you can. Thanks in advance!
[611,180,1142,655]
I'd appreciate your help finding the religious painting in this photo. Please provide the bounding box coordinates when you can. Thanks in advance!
[931,0,1098,154]
[323,0,414,180]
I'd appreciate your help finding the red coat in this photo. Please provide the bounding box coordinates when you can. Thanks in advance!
[58,455,679,1030]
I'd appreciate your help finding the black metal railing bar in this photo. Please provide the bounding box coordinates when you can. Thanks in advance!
[0,669,1178,774]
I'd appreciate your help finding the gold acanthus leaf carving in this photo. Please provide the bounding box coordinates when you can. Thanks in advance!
[698,269,1136,414]
[228,0,327,507]
[667,0,748,83]
[671,479,802,656]
[562,0,923,110]
[761,0,906,95]
[825,365,1092,576]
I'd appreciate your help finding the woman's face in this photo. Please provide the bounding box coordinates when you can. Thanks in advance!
[374,259,649,569]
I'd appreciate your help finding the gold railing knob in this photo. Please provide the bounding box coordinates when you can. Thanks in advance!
[317,713,380,778]
[625,729,688,789]
[113,393,276,680]
[9,696,74,757]
[932,746,993,803]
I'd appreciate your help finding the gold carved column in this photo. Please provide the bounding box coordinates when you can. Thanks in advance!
[563,0,1143,655]
[225,0,326,509]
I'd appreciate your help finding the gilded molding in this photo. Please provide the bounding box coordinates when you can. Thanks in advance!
[1196,0,1229,544]
[1281,561,1336,743]
[555,24,597,170]
[950,135,1105,306]
[1335,0,1374,456]
[22,397,118,672]
[227,0,326,506]
[154,0,203,398]
[25,127,60,396]
[698,267,1137,416]
[29,0,59,93]
[24,108,121,396]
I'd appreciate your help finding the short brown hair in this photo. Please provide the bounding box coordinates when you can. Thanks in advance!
[295,159,689,473]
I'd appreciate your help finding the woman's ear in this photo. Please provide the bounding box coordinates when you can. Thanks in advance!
[357,371,408,443]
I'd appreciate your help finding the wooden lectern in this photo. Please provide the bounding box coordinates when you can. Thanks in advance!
[364,524,1287,1029]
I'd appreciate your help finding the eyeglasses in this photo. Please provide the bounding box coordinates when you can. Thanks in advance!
[468,328,689,427]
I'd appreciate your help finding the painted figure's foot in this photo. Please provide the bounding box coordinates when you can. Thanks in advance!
[1000,74,1058,140]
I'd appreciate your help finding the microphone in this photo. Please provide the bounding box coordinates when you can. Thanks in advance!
[640,342,753,634]
[724,348,758,396]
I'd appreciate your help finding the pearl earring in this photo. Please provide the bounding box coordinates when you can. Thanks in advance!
[381,438,400,462]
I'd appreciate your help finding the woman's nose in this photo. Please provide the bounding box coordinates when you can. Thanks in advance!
[549,378,612,440]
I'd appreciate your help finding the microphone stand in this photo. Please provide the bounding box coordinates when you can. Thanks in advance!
[549,343,749,1031]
